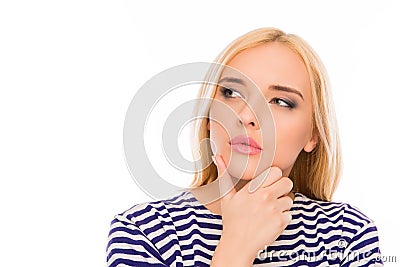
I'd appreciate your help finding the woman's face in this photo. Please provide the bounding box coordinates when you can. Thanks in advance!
[208,42,317,180]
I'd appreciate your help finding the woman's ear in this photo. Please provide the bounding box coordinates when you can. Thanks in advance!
[304,132,318,153]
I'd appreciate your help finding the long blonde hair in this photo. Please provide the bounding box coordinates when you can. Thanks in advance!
[188,27,341,201]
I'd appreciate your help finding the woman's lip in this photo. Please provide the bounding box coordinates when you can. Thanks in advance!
[230,143,262,155]
[229,135,262,155]
[229,135,262,152]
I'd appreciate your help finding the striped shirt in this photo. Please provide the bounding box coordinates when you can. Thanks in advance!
[106,190,383,266]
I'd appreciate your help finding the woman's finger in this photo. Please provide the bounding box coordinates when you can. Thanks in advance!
[268,177,293,199]
[277,194,294,212]
[247,166,283,193]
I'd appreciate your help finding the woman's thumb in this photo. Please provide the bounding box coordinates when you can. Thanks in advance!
[212,154,236,201]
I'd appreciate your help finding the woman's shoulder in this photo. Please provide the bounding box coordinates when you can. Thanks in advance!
[107,191,201,266]
[292,191,379,247]
[112,190,198,227]
[293,192,375,226]
[290,192,382,265]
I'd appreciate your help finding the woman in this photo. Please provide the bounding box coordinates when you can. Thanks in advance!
[107,28,383,266]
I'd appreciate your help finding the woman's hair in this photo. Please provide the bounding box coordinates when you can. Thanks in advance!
[188,27,342,201]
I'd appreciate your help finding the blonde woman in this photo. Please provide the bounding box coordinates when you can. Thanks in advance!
[107,28,383,266]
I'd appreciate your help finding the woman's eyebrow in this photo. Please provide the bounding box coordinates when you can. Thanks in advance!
[218,77,246,85]
[269,85,304,100]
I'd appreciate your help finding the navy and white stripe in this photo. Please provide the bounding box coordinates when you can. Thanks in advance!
[107,191,383,266]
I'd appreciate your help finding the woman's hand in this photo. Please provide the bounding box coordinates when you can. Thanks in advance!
[213,153,293,261]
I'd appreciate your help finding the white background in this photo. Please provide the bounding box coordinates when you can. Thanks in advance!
[1,1,399,266]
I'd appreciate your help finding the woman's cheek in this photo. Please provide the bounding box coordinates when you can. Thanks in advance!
[273,115,310,172]
[209,121,228,156]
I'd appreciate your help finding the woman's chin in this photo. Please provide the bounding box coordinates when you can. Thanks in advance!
[226,162,266,180]
[227,168,259,181]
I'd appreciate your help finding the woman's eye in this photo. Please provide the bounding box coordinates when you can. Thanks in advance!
[220,86,243,99]
[270,98,295,109]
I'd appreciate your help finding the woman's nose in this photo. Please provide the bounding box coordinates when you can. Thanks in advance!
[236,103,259,129]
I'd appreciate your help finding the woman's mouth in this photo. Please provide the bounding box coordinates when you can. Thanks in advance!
[229,135,262,155]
